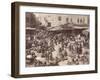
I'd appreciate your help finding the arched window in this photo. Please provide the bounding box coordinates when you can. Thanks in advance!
[66,18,69,23]
[58,16,62,21]
[80,18,83,24]
[77,18,79,24]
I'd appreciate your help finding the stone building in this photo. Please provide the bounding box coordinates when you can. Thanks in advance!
[34,13,89,27]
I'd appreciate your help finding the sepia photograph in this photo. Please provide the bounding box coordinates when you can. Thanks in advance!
[11,2,97,77]
[25,12,90,67]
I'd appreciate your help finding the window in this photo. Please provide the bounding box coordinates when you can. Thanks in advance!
[66,18,69,22]
[80,18,82,23]
[58,16,61,21]
[77,18,79,24]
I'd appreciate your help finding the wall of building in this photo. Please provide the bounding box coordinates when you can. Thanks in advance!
[35,13,89,27]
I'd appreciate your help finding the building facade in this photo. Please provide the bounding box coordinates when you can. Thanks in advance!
[34,13,89,27]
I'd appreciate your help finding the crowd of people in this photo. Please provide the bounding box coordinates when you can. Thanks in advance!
[26,29,89,67]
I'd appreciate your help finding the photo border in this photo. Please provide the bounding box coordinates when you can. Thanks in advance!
[11,2,98,78]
